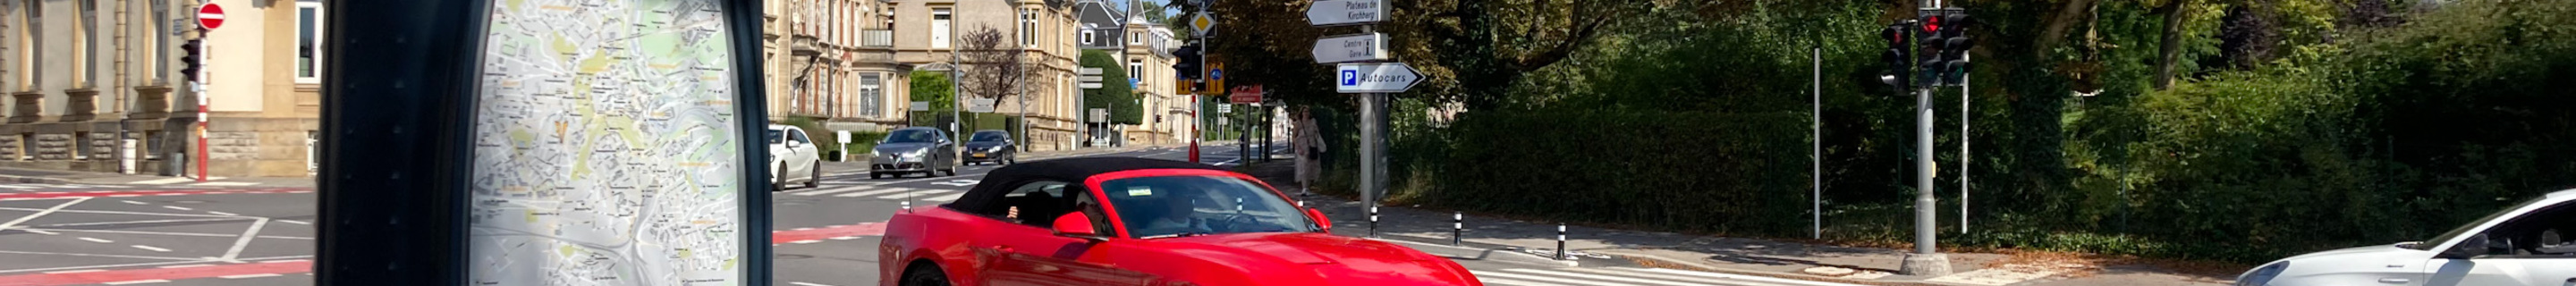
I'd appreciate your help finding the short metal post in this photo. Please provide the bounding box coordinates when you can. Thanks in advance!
[1367,206,1378,238]
[1555,224,1568,260]
[901,200,911,214]
[1451,212,1463,246]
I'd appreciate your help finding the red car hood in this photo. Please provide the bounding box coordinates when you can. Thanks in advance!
[1153,232,1478,285]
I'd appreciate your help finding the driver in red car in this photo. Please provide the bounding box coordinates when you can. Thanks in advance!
[1131,190,1214,236]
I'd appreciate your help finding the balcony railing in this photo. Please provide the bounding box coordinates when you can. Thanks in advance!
[861,29,894,48]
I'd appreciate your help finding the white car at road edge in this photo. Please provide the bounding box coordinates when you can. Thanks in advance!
[767,124,822,191]
[2238,189,2576,286]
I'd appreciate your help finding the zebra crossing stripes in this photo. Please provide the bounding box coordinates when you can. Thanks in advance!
[781,185,967,202]
[1475,267,1868,286]
[832,187,926,198]
[0,183,138,190]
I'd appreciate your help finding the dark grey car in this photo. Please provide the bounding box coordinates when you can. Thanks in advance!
[962,130,1016,165]
[869,127,959,179]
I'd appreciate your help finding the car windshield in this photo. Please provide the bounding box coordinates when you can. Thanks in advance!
[1100,175,1317,239]
[971,131,1008,142]
[766,130,783,145]
[2408,196,2552,250]
[883,130,939,144]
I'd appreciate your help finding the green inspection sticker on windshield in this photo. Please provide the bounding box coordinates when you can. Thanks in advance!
[1127,187,1153,197]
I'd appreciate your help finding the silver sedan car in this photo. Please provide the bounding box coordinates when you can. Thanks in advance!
[869,127,960,179]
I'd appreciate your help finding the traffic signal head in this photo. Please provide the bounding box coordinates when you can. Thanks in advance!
[180,39,203,82]
[1917,14,1947,87]
[1172,45,1202,80]
[1937,13,1974,85]
[1881,21,1913,89]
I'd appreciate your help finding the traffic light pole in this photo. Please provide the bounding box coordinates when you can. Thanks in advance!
[194,29,210,182]
[1898,4,1954,276]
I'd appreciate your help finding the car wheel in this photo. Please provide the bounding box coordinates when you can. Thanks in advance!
[806,162,820,188]
[772,163,785,191]
[870,172,883,180]
[942,164,959,176]
[900,263,950,286]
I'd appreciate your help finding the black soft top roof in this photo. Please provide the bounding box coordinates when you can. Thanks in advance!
[947,157,1227,211]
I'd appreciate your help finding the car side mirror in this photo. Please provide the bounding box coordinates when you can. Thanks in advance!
[1305,207,1333,231]
[1054,213,1106,240]
[2445,233,2491,258]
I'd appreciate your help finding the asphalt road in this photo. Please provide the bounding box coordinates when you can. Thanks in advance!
[0,142,1863,286]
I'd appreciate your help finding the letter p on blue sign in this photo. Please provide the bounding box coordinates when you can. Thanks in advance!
[1341,70,1359,86]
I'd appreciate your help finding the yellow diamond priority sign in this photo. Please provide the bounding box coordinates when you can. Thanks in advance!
[1191,14,1216,37]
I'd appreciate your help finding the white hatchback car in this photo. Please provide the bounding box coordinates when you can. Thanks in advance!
[2237,189,2576,286]
[767,125,822,191]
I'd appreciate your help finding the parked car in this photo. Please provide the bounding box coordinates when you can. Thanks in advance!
[877,157,1481,286]
[962,130,1016,165]
[767,125,822,191]
[869,127,959,179]
[2235,189,2576,286]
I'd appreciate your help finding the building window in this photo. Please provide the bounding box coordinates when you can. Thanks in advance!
[1128,60,1141,85]
[1019,9,1036,47]
[1080,29,1094,46]
[1129,31,1139,46]
[930,8,951,49]
[148,0,169,84]
[296,1,324,83]
[74,0,92,88]
[16,0,35,91]
[860,73,881,117]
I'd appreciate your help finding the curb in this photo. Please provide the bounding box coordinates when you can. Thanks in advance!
[1601,249,1964,286]
[0,174,72,184]
[1366,237,1581,268]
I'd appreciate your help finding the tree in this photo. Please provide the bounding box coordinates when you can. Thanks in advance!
[909,71,955,122]
[957,26,1029,114]
[1078,50,1143,125]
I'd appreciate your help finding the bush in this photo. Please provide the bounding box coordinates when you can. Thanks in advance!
[1434,111,1813,236]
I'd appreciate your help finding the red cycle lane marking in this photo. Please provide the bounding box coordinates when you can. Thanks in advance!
[0,221,871,285]
[0,189,312,201]
[771,223,888,244]
[0,260,310,286]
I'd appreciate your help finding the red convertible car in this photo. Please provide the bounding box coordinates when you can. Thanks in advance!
[877,157,1481,286]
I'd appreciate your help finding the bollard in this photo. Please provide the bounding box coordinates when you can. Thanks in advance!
[1555,223,1568,260]
[1368,206,1379,238]
[1452,212,1463,246]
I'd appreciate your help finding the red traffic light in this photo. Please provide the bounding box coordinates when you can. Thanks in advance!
[1922,15,1941,33]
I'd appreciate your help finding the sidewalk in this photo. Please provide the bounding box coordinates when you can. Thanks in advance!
[1238,161,2234,286]
[0,166,316,187]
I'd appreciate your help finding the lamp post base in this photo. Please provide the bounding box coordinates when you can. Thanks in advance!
[1900,253,1953,276]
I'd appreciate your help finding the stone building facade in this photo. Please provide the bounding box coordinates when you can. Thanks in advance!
[0,0,320,178]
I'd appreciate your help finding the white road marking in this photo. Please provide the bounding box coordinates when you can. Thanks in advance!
[126,178,199,185]
[131,245,174,252]
[42,269,106,273]
[121,200,148,205]
[0,184,34,189]
[77,237,114,243]
[207,211,238,216]
[786,185,870,197]
[21,229,58,235]
[831,187,918,198]
[0,198,90,233]
[221,218,270,260]
[876,189,958,200]
[928,179,981,187]
[922,193,966,202]
[157,264,214,268]
[188,181,260,187]
[219,273,284,279]
[277,220,311,225]
[789,282,834,286]
[103,280,172,285]
[162,206,193,211]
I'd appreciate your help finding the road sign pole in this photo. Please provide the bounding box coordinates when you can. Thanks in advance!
[1897,3,1953,276]
[194,29,209,182]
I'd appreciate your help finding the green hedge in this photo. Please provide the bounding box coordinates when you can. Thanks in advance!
[1433,111,1814,236]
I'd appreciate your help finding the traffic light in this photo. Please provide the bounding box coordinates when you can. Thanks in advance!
[1917,13,1946,87]
[1938,13,1974,86]
[1879,21,1913,89]
[1172,44,1202,80]
[180,39,203,83]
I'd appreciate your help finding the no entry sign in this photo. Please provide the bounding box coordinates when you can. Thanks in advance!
[198,4,225,29]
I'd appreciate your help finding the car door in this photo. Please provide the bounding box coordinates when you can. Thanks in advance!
[789,129,817,175]
[2424,200,2576,286]
[979,181,1155,286]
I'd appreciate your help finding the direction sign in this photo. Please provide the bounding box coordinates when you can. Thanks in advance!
[1218,105,1233,114]
[1230,85,1265,104]
[1089,108,1110,123]
[1191,14,1218,37]
[1335,63,1423,93]
[1079,68,1105,88]
[197,4,226,29]
[967,98,996,113]
[1312,33,1389,63]
[1306,0,1386,27]
[911,101,931,111]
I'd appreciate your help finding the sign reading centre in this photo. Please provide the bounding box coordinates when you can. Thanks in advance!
[1335,63,1423,93]
[1312,33,1389,63]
